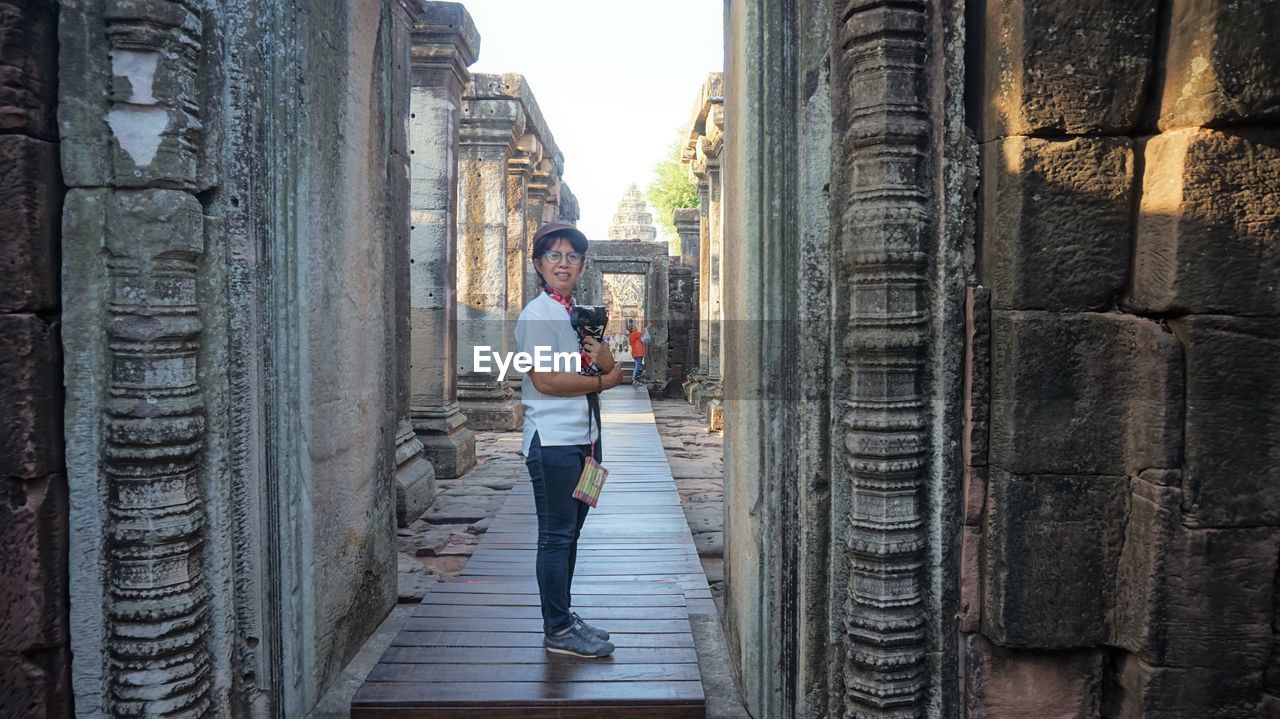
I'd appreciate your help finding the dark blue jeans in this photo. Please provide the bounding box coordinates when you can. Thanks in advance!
[526,432,601,634]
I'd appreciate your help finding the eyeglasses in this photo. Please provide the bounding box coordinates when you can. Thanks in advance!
[541,251,585,265]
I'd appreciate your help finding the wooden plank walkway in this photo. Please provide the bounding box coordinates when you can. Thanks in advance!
[352,385,708,719]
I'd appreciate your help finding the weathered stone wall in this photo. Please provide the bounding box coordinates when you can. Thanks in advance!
[964,0,1280,715]
[680,74,724,429]
[288,0,400,700]
[59,0,406,714]
[722,0,967,716]
[0,1,70,716]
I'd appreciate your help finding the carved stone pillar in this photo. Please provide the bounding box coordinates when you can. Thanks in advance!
[682,75,723,407]
[408,5,478,478]
[673,207,702,271]
[61,2,214,713]
[389,3,435,526]
[699,113,726,430]
[673,207,702,393]
[524,159,553,301]
[504,132,539,394]
[456,92,524,431]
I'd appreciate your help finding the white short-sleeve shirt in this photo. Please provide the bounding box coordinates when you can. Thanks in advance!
[514,292,599,456]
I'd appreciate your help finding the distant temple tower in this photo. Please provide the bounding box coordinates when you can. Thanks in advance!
[607,183,659,241]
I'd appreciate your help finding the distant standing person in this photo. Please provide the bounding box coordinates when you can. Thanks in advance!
[628,321,653,386]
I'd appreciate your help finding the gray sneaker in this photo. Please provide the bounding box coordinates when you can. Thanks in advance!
[572,612,610,641]
[544,621,615,658]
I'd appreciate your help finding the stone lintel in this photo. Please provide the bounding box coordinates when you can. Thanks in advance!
[558,182,580,224]
[468,73,564,176]
[459,98,524,150]
[498,73,564,175]
[507,134,542,177]
[407,1,480,88]
[527,158,555,205]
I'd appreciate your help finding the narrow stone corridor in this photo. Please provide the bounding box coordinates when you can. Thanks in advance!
[350,386,735,717]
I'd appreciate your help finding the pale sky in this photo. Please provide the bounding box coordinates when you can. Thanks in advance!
[460,0,725,245]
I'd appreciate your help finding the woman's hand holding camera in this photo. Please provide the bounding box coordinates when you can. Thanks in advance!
[582,337,616,374]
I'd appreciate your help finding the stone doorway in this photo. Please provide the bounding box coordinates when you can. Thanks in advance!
[601,272,647,352]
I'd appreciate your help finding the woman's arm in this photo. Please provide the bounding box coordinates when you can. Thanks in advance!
[529,363,624,397]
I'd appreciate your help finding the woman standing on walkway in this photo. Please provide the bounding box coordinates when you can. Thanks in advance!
[515,221,625,658]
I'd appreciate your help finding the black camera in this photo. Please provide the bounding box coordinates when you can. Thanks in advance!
[569,305,608,342]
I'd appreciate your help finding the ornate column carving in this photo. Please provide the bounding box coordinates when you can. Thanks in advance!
[408,3,478,478]
[61,1,214,713]
[835,0,934,714]
[456,90,524,431]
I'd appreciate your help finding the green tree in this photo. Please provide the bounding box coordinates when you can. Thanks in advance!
[646,130,700,242]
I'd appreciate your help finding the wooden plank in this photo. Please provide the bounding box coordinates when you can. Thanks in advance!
[364,662,701,684]
[410,604,690,620]
[353,680,705,705]
[376,646,698,665]
[399,617,692,634]
[389,631,695,649]
[353,704,705,719]
[416,593,687,608]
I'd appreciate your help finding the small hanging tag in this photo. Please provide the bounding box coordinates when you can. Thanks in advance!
[572,457,609,508]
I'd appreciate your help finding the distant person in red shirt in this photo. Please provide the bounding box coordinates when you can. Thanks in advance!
[628,322,652,386]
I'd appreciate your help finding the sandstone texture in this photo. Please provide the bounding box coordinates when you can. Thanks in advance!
[964,634,1104,719]
[982,468,1127,647]
[981,136,1132,311]
[980,0,1157,138]
[1128,128,1280,316]
[1174,315,1280,527]
[1157,0,1280,129]
[989,311,1183,476]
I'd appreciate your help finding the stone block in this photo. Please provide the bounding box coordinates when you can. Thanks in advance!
[1108,653,1264,718]
[0,645,71,719]
[0,136,60,313]
[1128,129,1280,316]
[1114,478,1277,670]
[395,452,436,527]
[982,468,1127,647]
[959,526,981,633]
[963,465,987,526]
[0,475,67,650]
[981,137,1132,311]
[418,430,475,479]
[1157,0,1280,129]
[964,634,1103,718]
[1172,315,1280,526]
[990,311,1182,476]
[57,0,202,189]
[0,0,58,138]
[963,286,991,467]
[0,313,61,480]
[980,0,1157,139]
